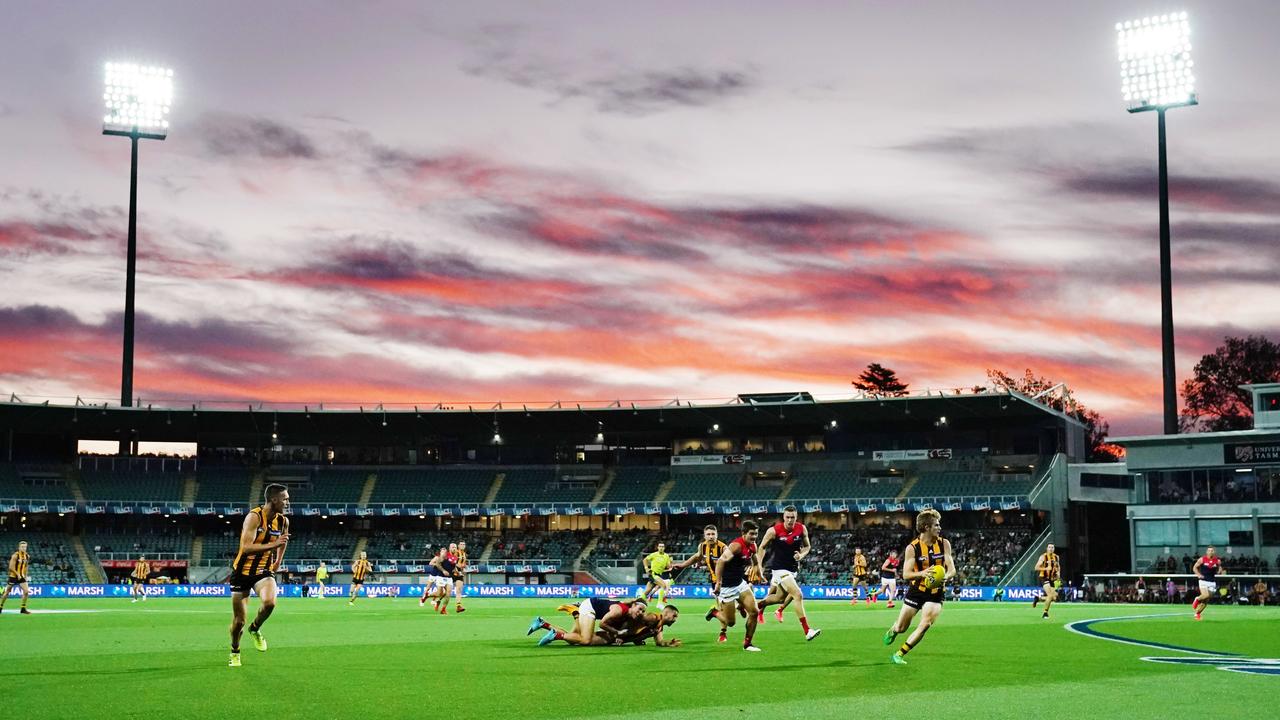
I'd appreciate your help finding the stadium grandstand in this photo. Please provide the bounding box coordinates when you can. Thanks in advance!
[0,389,1080,588]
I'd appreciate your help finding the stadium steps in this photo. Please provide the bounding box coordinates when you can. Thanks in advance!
[482,473,505,505]
[997,524,1053,587]
[70,536,105,584]
[894,476,918,502]
[181,476,199,504]
[352,537,369,563]
[574,536,601,570]
[589,468,616,504]
[357,472,377,506]
[190,536,204,566]
[248,472,264,507]
[478,536,499,562]
[776,473,799,501]
[66,470,86,504]
[652,478,676,504]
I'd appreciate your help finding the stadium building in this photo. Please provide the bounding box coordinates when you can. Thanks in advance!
[0,389,1084,590]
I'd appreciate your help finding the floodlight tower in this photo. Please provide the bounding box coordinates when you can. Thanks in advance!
[1116,13,1196,435]
[102,63,173,420]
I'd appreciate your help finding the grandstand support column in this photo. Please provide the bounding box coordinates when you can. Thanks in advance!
[1156,107,1178,435]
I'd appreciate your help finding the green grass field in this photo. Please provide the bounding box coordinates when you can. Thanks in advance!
[3,597,1276,719]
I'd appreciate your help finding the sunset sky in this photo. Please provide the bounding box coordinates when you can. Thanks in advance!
[2,0,1279,436]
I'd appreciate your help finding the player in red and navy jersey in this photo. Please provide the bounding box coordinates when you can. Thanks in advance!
[527,596,648,646]
[711,521,765,651]
[1191,546,1223,621]
[755,506,821,641]
[869,549,901,608]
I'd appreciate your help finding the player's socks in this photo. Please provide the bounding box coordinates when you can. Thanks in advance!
[799,616,811,633]
[775,608,784,623]
[756,610,764,624]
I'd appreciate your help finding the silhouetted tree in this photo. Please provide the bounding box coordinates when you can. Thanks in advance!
[1180,335,1280,432]
[986,368,1121,462]
[852,363,909,397]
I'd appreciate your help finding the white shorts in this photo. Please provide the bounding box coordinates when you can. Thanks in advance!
[769,569,797,587]
[1198,580,1216,593]
[577,598,597,620]
[883,578,897,591]
[718,581,752,603]
[432,576,454,589]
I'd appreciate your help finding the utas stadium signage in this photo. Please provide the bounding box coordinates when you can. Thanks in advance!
[670,454,751,466]
[872,449,953,462]
[1223,442,1280,465]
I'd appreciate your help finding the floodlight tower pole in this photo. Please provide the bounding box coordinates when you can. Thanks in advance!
[121,132,139,411]
[1156,108,1176,435]
[102,61,174,454]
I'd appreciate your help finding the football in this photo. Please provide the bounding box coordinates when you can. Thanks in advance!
[926,565,946,588]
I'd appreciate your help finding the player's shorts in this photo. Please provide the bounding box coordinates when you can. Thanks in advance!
[882,577,897,589]
[718,581,752,603]
[1198,580,1217,593]
[351,578,365,586]
[7,575,25,586]
[769,569,796,586]
[230,571,275,595]
[649,571,671,582]
[132,577,147,585]
[576,598,598,620]
[434,576,455,589]
[903,588,944,610]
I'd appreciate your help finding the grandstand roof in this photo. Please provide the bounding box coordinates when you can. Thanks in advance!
[0,389,1082,450]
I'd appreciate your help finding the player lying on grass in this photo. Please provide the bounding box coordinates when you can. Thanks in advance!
[597,607,683,647]
[528,596,648,646]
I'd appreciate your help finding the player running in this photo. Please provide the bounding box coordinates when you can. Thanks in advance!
[884,509,955,665]
[228,484,291,668]
[711,520,765,651]
[528,596,648,646]
[851,548,871,604]
[0,540,31,614]
[348,552,372,606]
[1192,546,1223,621]
[130,555,150,603]
[1032,543,1061,620]
[314,561,329,599]
[642,542,674,606]
[673,525,738,641]
[431,546,459,614]
[869,549,901,608]
[452,541,468,613]
[755,506,821,640]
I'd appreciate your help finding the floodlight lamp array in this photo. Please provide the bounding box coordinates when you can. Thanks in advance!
[103,62,173,136]
[1116,13,1195,111]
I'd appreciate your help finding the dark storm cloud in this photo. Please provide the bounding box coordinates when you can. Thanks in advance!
[195,112,319,160]
[129,312,298,355]
[302,236,496,282]
[463,36,755,116]
[0,304,84,333]
[1061,169,1280,215]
